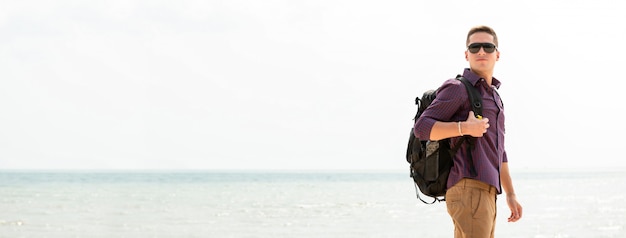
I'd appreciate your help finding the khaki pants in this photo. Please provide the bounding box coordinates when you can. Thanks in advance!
[446,178,497,238]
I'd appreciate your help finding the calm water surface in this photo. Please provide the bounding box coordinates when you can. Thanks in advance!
[1,169,625,238]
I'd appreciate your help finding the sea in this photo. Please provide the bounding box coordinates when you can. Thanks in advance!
[1,168,625,238]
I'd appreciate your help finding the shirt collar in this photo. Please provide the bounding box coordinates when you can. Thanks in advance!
[462,68,502,89]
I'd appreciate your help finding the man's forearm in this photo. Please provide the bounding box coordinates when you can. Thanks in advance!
[429,121,464,141]
[500,162,516,196]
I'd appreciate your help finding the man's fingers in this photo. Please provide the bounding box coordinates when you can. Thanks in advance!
[508,207,523,222]
[467,111,475,120]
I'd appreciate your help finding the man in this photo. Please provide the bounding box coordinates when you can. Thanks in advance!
[414,25,523,237]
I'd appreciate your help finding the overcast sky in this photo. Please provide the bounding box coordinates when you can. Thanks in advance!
[1,0,624,171]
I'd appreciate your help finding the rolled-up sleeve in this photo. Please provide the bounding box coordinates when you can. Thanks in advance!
[413,79,466,140]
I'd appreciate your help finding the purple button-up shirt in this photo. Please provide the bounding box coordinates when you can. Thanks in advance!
[414,68,506,194]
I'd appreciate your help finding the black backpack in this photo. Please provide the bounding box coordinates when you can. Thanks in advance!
[406,75,483,204]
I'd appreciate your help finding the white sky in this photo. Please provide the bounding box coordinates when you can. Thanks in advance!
[1,0,624,171]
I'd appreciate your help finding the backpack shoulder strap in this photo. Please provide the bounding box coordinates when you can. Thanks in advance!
[454,74,483,177]
[456,75,483,118]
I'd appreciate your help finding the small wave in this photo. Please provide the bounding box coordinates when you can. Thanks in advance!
[598,225,622,231]
[0,220,24,226]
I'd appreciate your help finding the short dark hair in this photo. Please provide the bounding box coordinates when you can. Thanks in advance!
[466,25,498,47]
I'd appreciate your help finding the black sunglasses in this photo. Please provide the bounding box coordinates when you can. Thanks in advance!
[467,43,497,53]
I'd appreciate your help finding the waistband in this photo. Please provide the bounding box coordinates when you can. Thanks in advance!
[456,178,497,195]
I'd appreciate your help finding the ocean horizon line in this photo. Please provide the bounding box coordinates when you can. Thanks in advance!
[1,166,625,174]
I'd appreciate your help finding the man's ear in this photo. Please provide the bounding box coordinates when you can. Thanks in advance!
[465,51,469,61]
[496,51,500,61]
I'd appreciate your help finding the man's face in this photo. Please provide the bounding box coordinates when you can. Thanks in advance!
[465,32,499,75]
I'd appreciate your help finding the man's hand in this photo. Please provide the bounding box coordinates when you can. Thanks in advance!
[464,111,489,137]
[506,194,523,222]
